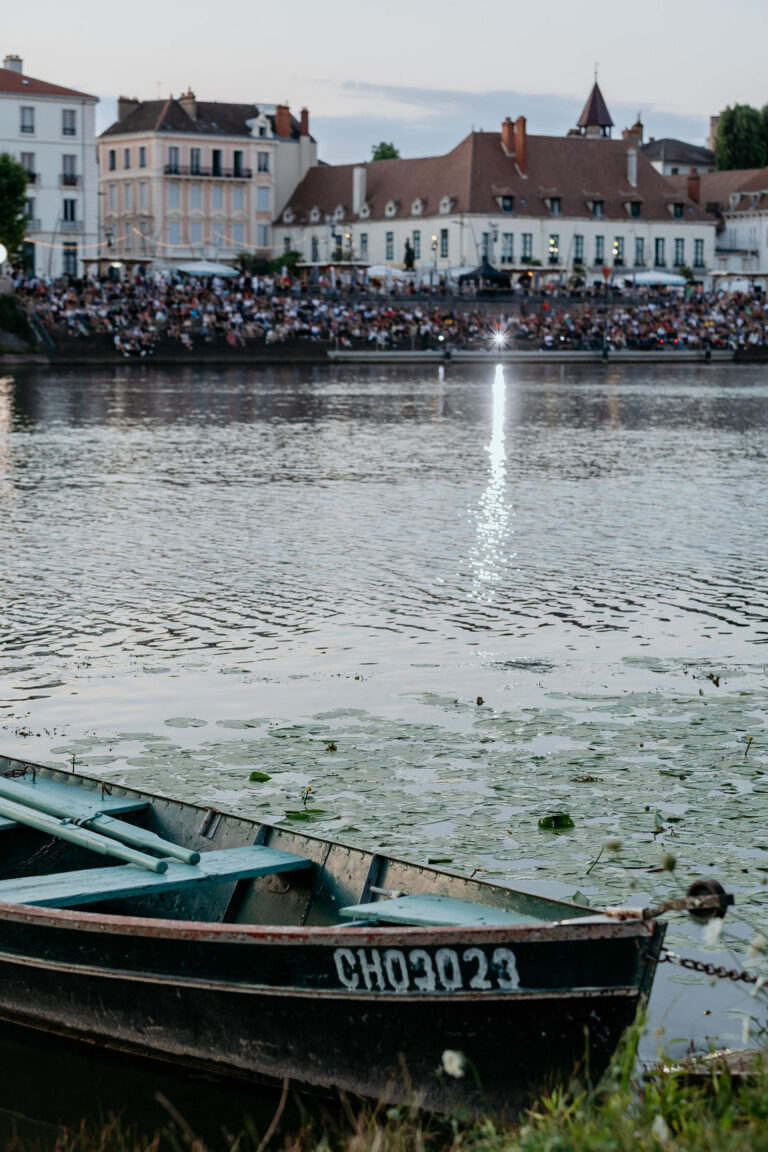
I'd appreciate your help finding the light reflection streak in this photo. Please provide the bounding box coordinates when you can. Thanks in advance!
[470,365,513,598]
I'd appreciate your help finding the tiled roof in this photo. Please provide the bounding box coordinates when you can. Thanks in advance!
[0,65,96,100]
[640,138,715,166]
[669,167,768,213]
[576,82,614,129]
[100,99,308,139]
[282,130,712,225]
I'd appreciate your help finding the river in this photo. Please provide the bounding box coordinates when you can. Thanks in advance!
[1,360,767,1061]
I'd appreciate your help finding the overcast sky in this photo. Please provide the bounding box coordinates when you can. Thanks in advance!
[4,0,764,162]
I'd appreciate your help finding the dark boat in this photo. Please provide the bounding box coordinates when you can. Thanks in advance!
[0,753,667,1116]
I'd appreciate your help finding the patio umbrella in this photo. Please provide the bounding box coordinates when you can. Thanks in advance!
[175,261,239,277]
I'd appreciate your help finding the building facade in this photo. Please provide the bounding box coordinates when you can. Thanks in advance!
[98,94,316,270]
[0,54,98,278]
[278,85,716,286]
[672,168,768,284]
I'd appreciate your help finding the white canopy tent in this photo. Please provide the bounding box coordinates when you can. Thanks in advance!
[174,261,239,277]
[627,269,688,287]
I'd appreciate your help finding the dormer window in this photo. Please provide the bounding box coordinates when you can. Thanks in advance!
[333,204,345,222]
[672,202,684,219]
[591,200,604,218]
[548,197,562,216]
[283,208,295,224]
[500,195,514,213]
[411,198,423,216]
[439,196,453,214]
[358,202,370,219]
[384,199,398,217]
[309,206,321,223]
[628,201,642,218]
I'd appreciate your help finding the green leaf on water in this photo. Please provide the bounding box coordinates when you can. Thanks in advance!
[284,808,327,821]
[248,771,271,782]
[538,812,575,830]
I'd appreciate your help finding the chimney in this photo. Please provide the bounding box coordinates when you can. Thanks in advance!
[501,117,514,156]
[178,88,197,120]
[352,166,366,214]
[300,107,309,137]
[687,172,701,204]
[513,115,527,175]
[708,114,720,152]
[626,146,638,188]
[3,54,22,73]
[275,104,291,138]
[117,95,140,121]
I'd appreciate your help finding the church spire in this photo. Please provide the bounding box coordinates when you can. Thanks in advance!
[576,77,614,138]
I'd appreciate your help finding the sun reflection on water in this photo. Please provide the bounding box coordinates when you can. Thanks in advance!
[470,365,514,597]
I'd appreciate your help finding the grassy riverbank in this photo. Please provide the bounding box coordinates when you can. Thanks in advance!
[14,1032,768,1152]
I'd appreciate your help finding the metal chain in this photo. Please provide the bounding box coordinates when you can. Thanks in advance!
[659,947,759,986]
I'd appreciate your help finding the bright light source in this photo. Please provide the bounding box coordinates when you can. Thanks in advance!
[0,243,7,264]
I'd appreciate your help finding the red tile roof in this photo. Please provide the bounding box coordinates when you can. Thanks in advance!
[282,130,712,225]
[668,167,768,213]
[0,65,95,100]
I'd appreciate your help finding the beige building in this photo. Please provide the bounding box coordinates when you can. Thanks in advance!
[98,94,316,270]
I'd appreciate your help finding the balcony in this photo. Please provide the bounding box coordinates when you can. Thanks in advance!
[25,218,41,233]
[59,173,80,187]
[163,164,252,179]
[24,171,37,184]
[60,220,83,233]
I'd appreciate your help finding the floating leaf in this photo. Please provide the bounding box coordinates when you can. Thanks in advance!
[284,808,328,821]
[538,812,575,830]
[248,770,271,782]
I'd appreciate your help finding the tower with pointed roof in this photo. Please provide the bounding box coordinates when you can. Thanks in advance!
[576,74,614,139]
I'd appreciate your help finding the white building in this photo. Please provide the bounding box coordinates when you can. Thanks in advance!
[98,95,317,271]
[278,84,716,287]
[0,54,98,278]
[671,168,768,286]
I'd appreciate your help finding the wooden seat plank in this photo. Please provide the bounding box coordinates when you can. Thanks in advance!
[340,893,542,927]
[0,775,147,829]
[0,845,311,908]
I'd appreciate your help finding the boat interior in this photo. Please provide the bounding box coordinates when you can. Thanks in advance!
[0,760,591,930]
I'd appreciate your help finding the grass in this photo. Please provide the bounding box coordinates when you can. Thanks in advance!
[7,1028,768,1152]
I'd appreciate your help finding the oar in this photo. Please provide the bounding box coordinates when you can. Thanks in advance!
[0,777,199,864]
[0,795,168,873]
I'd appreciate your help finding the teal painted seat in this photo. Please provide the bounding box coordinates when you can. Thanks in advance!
[0,845,311,908]
[340,893,544,927]
[0,775,148,829]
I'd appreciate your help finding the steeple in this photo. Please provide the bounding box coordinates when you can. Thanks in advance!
[576,71,614,138]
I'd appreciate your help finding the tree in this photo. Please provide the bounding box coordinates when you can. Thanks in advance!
[371,142,400,161]
[715,104,767,170]
[0,153,28,262]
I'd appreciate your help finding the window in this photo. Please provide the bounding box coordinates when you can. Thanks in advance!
[257,152,269,173]
[549,197,562,216]
[232,223,245,244]
[189,221,202,244]
[20,152,35,177]
[139,146,146,169]
[108,149,116,171]
[501,195,514,213]
[522,233,532,260]
[20,106,34,134]
[501,233,514,262]
[62,198,76,222]
[694,238,704,267]
[573,234,584,263]
[139,182,148,210]
[654,237,666,266]
[283,235,291,252]
[310,236,319,261]
[257,186,270,212]
[123,183,132,212]
[674,238,685,266]
[168,221,181,246]
[61,154,77,185]
[257,224,269,246]
[123,147,131,169]
[62,110,76,136]
[167,146,180,173]
[613,236,625,265]
[108,184,117,212]
[211,185,223,211]
[634,237,645,266]
[167,182,180,209]
[25,197,35,220]
[232,186,244,212]
[189,183,202,210]
[413,230,421,259]
[190,147,201,174]
[233,150,244,177]
[629,201,641,218]
[212,149,222,177]
[594,235,605,263]
[673,203,684,219]
[386,231,394,260]
[591,200,604,218]
[548,234,559,263]
[360,233,368,259]
[440,228,448,258]
[481,232,490,259]
[62,242,77,275]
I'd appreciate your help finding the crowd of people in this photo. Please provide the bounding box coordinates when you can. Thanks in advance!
[13,271,768,358]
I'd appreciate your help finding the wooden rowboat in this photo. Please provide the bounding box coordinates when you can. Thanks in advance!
[0,753,667,1116]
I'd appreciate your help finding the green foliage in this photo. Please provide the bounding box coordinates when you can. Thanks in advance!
[0,152,29,261]
[0,295,32,343]
[715,104,767,170]
[371,141,401,161]
[267,250,302,276]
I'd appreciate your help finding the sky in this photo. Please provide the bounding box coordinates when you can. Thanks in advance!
[4,0,765,163]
